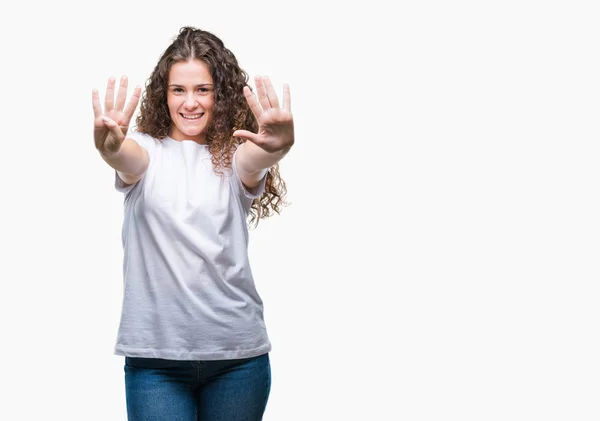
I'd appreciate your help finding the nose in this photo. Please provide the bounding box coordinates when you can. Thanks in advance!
[184,94,199,109]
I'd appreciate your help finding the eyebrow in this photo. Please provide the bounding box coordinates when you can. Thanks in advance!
[168,83,213,88]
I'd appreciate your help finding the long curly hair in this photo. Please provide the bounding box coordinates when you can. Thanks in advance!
[135,26,288,227]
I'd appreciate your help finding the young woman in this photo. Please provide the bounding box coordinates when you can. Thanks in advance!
[92,26,293,420]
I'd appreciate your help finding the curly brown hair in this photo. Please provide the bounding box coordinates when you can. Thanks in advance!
[135,26,288,228]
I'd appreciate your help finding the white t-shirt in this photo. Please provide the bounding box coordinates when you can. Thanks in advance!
[113,130,271,360]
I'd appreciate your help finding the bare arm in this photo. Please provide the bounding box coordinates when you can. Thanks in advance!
[235,141,291,188]
[100,137,149,185]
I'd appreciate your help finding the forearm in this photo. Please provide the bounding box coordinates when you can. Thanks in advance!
[99,138,148,177]
[237,141,291,174]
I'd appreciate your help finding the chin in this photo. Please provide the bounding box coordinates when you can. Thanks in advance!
[185,130,205,138]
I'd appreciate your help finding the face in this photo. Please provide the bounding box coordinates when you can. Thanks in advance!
[167,59,215,143]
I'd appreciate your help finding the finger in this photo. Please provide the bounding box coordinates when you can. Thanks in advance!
[104,77,116,111]
[92,89,102,118]
[263,76,280,109]
[255,75,271,111]
[123,85,142,124]
[233,129,259,144]
[282,83,291,113]
[243,86,263,120]
[114,75,128,111]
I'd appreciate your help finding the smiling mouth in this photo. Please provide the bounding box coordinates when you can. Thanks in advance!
[181,113,204,120]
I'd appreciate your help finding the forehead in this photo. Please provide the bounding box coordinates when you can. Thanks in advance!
[168,59,213,84]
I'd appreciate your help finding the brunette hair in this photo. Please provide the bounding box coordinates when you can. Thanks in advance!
[136,26,288,227]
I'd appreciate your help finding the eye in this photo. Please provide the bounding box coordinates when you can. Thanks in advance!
[172,87,184,93]
[197,86,212,94]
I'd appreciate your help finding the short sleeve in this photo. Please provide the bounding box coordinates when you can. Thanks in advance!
[115,130,156,194]
[231,147,268,202]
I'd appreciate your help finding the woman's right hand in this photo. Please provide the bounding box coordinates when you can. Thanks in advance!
[92,76,141,155]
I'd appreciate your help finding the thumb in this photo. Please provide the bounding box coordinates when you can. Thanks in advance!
[233,130,259,143]
[102,116,126,141]
[101,116,126,152]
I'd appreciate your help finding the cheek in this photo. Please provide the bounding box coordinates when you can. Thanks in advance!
[205,103,215,120]
[167,99,182,119]
[166,96,175,113]
[203,94,215,112]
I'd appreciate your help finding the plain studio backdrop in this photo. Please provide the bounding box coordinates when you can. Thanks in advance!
[0,0,598,420]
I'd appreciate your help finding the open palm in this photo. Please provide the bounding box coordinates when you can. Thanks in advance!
[92,76,141,154]
[233,76,294,153]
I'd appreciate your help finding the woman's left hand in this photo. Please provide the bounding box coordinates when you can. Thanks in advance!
[233,76,294,153]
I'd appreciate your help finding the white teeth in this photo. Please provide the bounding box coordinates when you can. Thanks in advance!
[182,114,202,120]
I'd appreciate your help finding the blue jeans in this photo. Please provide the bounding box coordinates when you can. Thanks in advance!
[124,353,271,421]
